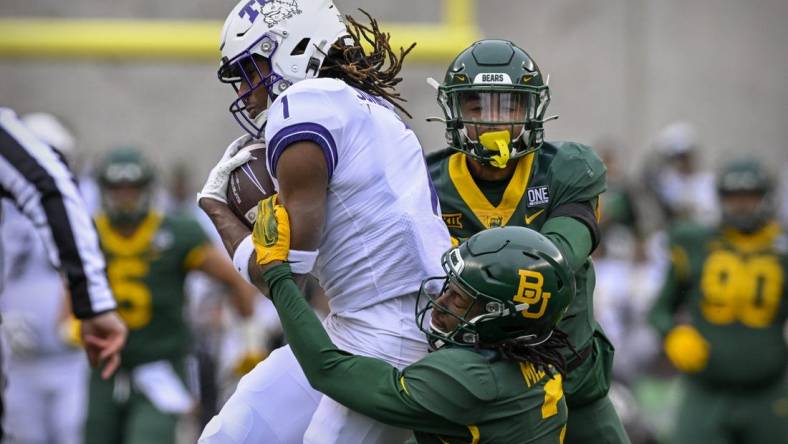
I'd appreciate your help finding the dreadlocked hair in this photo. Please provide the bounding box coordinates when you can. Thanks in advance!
[493,329,577,378]
[319,9,416,118]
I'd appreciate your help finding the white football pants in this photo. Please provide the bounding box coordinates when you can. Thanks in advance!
[3,352,88,444]
[199,294,427,444]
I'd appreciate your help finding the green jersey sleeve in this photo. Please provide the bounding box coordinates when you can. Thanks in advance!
[648,260,687,336]
[540,216,594,272]
[546,142,607,207]
[263,264,468,437]
[401,348,497,425]
[647,223,709,336]
[169,216,211,270]
[543,143,607,252]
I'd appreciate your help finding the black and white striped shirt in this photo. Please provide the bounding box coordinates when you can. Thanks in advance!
[0,108,115,319]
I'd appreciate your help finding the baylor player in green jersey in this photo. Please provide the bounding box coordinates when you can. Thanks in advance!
[426,40,628,443]
[248,217,575,443]
[649,159,788,444]
[84,148,259,444]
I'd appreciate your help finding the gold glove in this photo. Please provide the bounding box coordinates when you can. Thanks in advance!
[252,194,291,266]
[59,316,83,348]
[233,350,269,376]
[232,318,269,377]
[664,324,710,373]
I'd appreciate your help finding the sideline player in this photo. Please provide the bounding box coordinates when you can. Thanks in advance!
[254,215,574,443]
[83,148,259,444]
[426,40,629,442]
[648,159,787,443]
[197,1,450,442]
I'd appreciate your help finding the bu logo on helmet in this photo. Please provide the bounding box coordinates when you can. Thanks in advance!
[513,269,552,319]
[239,0,302,27]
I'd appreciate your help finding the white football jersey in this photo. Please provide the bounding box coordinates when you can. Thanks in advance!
[264,79,450,313]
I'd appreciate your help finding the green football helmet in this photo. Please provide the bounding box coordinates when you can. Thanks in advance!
[96,147,155,227]
[416,226,575,350]
[432,39,556,168]
[717,159,775,233]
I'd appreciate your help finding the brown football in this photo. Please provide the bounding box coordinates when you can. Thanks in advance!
[226,144,275,229]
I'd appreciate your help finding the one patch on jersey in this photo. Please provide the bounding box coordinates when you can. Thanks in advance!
[442,213,463,229]
[526,185,550,207]
[473,73,512,84]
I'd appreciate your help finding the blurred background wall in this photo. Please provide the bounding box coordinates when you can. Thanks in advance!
[1,0,786,185]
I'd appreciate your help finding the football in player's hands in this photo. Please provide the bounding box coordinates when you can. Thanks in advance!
[227,144,275,229]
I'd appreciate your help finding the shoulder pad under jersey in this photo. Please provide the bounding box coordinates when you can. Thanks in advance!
[545,141,607,207]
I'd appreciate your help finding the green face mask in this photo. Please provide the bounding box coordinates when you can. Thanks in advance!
[96,147,155,227]
[415,226,575,350]
[717,159,774,233]
[720,194,774,233]
[435,39,557,167]
[101,186,152,228]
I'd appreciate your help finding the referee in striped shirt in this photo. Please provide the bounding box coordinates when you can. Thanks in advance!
[0,108,127,436]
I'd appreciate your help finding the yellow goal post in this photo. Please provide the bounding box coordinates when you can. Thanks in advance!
[0,0,480,63]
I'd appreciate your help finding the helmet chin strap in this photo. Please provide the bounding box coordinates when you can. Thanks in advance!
[253,109,269,135]
[466,302,530,325]
[479,130,511,168]
[429,319,451,337]
[428,319,450,349]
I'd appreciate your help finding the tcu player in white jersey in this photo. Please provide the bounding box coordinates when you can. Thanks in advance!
[197,1,450,443]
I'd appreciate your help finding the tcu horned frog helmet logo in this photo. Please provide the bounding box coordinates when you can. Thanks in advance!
[239,0,303,27]
[220,0,346,136]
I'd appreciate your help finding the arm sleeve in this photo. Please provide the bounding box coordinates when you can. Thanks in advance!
[647,245,691,336]
[263,264,466,434]
[0,109,115,318]
[540,216,593,272]
[548,200,601,251]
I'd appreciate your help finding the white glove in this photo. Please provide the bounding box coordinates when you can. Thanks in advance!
[197,133,263,204]
[232,318,270,376]
[2,312,40,357]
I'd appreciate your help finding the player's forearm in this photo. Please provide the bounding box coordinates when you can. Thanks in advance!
[648,267,683,336]
[264,263,382,388]
[228,282,256,318]
[540,216,593,271]
[262,264,430,424]
[196,245,256,317]
[199,199,250,257]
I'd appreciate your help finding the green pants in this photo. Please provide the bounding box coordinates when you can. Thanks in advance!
[563,328,630,444]
[84,360,188,444]
[565,395,630,444]
[673,376,788,444]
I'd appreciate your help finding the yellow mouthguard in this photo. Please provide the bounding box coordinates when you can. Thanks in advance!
[479,130,511,168]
